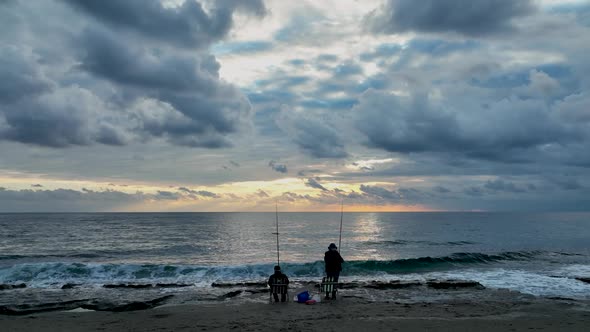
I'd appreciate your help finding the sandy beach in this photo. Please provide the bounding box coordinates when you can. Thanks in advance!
[2,288,589,332]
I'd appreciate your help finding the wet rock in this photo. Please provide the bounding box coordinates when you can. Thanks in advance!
[103,284,153,289]
[155,283,192,288]
[244,288,270,294]
[575,277,590,284]
[218,290,243,299]
[364,281,422,289]
[61,283,81,289]
[211,282,267,288]
[0,300,89,316]
[426,280,484,289]
[327,282,361,289]
[81,295,174,312]
[0,283,26,290]
[548,296,577,301]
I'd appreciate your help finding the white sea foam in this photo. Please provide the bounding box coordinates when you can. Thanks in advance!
[424,267,590,299]
[2,261,589,300]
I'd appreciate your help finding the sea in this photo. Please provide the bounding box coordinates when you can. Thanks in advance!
[1,212,589,308]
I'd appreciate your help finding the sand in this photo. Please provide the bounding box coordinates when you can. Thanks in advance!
[2,290,589,332]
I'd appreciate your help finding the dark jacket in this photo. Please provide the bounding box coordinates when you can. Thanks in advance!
[324,249,344,273]
[268,272,289,287]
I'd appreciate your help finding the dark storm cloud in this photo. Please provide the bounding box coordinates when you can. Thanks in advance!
[0,47,51,103]
[366,0,536,37]
[305,178,328,191]
[77,28,221,91]
[64,0,266,48]
[0,0,258,149]
[1,86,129,148]
[353,89,581,161]
[76,28,251,147]
[359,184,401,200]
[269,160,288,173]
[278,113,348,159]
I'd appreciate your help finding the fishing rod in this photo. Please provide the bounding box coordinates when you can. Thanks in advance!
[273,201,280,267]
[338,200,343,253]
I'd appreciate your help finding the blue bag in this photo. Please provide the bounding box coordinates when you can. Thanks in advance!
[297,290,310,303]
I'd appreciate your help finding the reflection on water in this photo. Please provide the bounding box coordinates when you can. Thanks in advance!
[347,213,384,261]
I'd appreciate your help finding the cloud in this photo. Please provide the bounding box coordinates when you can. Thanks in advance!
[256,189,269,197]
[156,190,181,200]
[353,89,582,162]
[1,85,129,147]
[178,187,219,198]
[365,0,536,36]
[297,169,322,177]
[433,186,451,193]
[305,178,328,191]
[269,160,288,173]
[0,188,145,212]
[0,0,260,149]
[464,186,485,197]
[0,46,51,104]
[548,177,584,190]
[212,41,273,55]
[277,111,348,158]
[76,28,251,148]
[194,190,218,198]
[333,62,363,78]
[65,0,266,48]
[0,186,225,212]
[483,179,526,193]
[360,184,401,200]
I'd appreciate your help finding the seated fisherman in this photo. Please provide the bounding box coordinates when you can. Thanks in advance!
[268,265,289,302]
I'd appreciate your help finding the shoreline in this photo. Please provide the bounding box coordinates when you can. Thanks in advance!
[2,288,589,331]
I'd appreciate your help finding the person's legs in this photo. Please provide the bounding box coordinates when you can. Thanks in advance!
[273,293,279,302]
[281,293,287,302]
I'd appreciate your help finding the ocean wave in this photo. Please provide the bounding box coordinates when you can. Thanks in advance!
[0,245,207,261]
[0,253,104,261]
[0,251,559,288]
[345,251,541,273]
[365,240,477,247]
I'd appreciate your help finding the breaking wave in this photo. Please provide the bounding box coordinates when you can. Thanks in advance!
[0,251,561,288]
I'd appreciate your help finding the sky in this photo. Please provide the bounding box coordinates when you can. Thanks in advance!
[0,0,589,212]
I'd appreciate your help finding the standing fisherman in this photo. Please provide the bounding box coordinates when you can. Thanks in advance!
[324,243,344,299]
